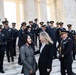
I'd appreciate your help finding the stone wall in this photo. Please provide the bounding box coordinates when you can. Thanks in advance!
[0,0,4,21]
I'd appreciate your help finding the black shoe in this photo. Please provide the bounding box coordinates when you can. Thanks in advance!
[0,70,5,73]
[12,58,14,62]
[8,60,10,62]
[8,58,10,62]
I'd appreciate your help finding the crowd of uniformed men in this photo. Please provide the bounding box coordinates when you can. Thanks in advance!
[0,18,76,74]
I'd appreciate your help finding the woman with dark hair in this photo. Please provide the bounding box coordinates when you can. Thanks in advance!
[20,35,37,75]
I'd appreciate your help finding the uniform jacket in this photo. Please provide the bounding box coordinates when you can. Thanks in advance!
[33,23,39,35]
[59,37,73,63]
[46,26,56,42]
[26,31,33,40]
[68,30,75,40]
[2,27,13,42]
[12,28,18,40]
[28,25,35,36]
[18,29,27,46]
[0,32,5,45]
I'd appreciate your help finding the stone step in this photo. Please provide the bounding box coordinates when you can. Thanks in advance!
[0,46,76,75]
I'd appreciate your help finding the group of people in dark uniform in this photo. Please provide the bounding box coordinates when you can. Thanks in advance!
[0,20,18,73]
[0,18,76,75]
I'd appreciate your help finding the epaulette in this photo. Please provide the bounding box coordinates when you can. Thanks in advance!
[59,30,62,35]
[65,37,71,43]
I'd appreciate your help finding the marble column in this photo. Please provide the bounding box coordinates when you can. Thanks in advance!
[21,0,27,22]
[37,0,41,22]
[55,0,65,22]
[23,0,36,23]
[35,0,39,19]
[39,0,48,23]
[15,0,21,29]
[46,0,51,21]
[47,0,56,23]
[75,0,76,26]
[0,0,4,22]
[62,0,76,29]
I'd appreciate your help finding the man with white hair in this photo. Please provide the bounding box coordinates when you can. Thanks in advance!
[59,30,76,75]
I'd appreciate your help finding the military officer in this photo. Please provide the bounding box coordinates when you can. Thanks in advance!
[47,21,57,58]
[29,21,39,46]
[12,22,18,56]
[26,25,35,51]
[59,30,76,75]
[26,26,33,40]
[41,25,46,31]
[0,25,5,73]
[18,22,27,48]
[59,22,66,30]
[55,22,60,42]
[46,21,56,42]
[55,22,60,39]
[33,18,39,46]
[37,22,44,49]
[18,22,27,65]
[56,22,66,42]
[46,21,50,26]
[55,22,60,53]
[2,20,14,62]
[28,21,35,43]
[37,22,44,34]
[73,33,76,60]
[67,24,75,60]
[56,22,60,29]
[39,21,44,27]
[56,22,66,51]
[2,21,5,25]
[67,24,75,39]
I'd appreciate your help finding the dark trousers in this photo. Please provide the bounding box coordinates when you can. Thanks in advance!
[60,62,73,75]
[39,40,41,50]
[6,41,14,62]
[18,54,22,65]
[18,47,22,65]
[73,50,76,60]
[0,46,5,70]
[53,42,57,58]
[12,39,16,56]
[34,35,37,46]
[33,35,37,46]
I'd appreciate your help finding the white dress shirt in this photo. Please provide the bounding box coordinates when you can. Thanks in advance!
[40,43,46,53]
